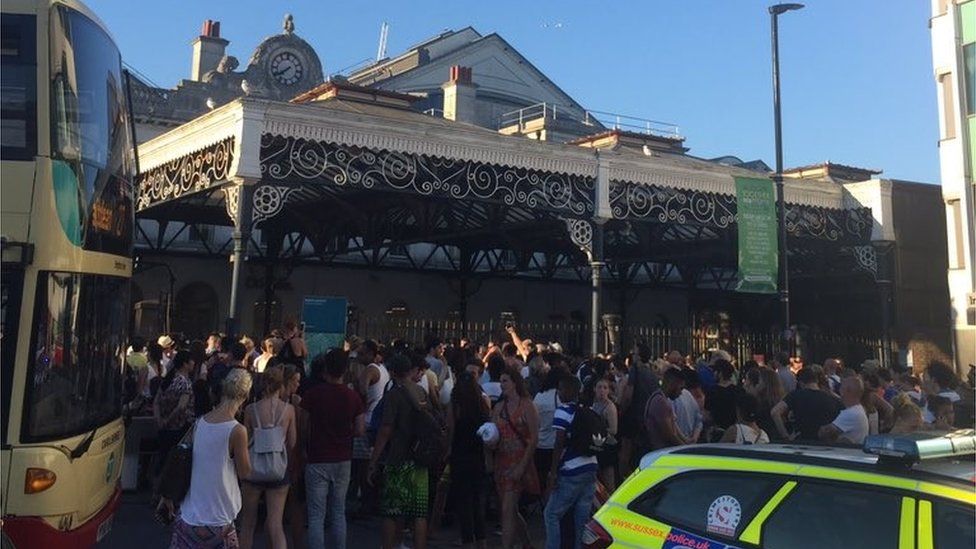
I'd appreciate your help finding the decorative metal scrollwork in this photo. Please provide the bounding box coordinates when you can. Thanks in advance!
[608,180,737,228]
[852,245,878,278]
[252,185,297,226]
[224,185,240,225]
[784,203,842,241]
[785,204,872,243]
[844,207,873,241]
[136,137,234,211]
[609,179,870,243]
[259,135,595,216]
[565,219,593,254]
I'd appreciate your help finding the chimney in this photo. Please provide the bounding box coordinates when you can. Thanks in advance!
[190,20,229,81]
[442,65,477,124]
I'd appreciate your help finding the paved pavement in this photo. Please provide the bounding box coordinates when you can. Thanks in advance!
[100,490,547,548]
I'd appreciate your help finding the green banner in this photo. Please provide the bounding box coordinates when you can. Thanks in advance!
[735,176,778,294]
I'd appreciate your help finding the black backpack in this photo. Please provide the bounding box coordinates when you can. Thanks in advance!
[401,386,449,468]
[568,404,609,457]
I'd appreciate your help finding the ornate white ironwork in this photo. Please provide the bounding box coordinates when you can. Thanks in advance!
[565,219,593,253]
[608,179,871,243]
[260,135,596,216]
[252,185,297,226]
[608,180,737,228]
[136,137,234,211]
[785,204,872,243]
[853,245,878,278]
[224,185,241,225]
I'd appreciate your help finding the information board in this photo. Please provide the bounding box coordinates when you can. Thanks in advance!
[301,296,348,361]
[734,176,778,294]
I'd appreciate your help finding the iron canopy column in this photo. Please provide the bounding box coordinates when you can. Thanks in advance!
[225,179,255,336]
[590,223,606,356]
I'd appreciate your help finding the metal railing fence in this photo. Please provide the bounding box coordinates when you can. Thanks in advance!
[348,315,883,366]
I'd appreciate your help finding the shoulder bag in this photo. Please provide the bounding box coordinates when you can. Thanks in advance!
[157,421,196,503]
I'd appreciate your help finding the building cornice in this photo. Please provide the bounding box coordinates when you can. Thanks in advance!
[260,100,599,177]
[137,100,244,172]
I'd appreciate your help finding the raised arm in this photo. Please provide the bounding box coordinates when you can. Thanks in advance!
[506,326,530,360]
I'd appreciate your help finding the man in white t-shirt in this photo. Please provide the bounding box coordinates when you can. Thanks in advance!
[819,376,869,445]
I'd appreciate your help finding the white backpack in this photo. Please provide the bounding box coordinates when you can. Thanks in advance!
[248,400,288,482]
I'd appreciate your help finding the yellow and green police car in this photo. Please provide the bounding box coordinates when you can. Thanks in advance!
[583,431,975,549]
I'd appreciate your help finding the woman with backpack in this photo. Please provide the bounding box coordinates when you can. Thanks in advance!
[238,366,297,549]
[490,367,540,549]
[448,370,491,549]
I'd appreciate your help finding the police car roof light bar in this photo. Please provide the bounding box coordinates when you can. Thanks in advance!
[864,430,976,464]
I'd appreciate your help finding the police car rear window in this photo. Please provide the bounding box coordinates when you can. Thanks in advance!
[934,500,975,549]
[628,471,781,540]
[763,481,900,549]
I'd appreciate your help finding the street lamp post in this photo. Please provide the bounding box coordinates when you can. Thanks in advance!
[769,3,803,353]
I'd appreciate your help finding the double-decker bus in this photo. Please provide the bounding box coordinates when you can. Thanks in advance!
[1,1,134,546]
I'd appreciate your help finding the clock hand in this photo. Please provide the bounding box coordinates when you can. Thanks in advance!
[272,65,290,77]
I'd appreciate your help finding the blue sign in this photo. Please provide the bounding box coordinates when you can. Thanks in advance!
[302,296,347,361]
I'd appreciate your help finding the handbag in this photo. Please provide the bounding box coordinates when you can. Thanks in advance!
[157,421,196,503]
[248,400,288,482]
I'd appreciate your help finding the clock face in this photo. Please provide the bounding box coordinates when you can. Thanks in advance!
[269,51,304,86]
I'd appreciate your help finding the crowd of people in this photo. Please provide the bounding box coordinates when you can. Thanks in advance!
[124,322,975,549]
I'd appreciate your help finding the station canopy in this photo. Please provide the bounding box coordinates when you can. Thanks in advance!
[134,87,876,291]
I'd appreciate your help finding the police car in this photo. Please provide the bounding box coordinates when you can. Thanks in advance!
[583,431,975,548]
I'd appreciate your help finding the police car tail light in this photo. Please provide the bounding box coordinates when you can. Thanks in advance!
[863,429,976,464]
[581,519,613,549]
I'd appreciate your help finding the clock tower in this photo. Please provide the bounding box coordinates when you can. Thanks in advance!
[241,14,324,100]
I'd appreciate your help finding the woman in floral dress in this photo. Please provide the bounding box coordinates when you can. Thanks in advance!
[491,367,540,549]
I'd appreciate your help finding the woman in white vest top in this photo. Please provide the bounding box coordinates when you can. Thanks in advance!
[238,366,296,549]
[166,368,252,549]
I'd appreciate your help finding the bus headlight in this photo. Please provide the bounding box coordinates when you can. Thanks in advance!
[24,468,57,494]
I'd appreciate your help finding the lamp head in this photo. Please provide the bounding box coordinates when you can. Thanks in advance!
[769,3,804,15]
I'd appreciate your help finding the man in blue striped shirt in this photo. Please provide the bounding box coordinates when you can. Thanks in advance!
[544,376,598,549]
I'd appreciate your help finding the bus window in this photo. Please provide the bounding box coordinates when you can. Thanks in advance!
[49,5,133,256]
[0,13,37,160]
[1,270,24,444]
[22,272,128,442]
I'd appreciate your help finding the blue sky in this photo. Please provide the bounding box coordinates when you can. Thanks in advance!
[89,0,939,183]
